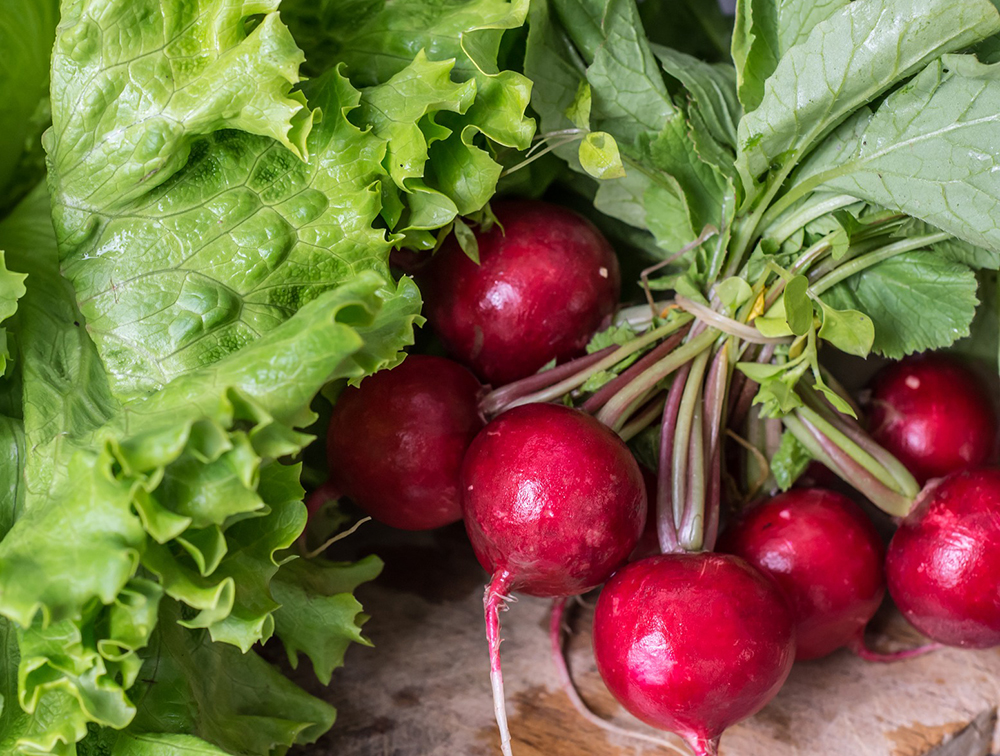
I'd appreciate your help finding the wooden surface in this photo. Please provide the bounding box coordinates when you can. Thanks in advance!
[289,522,1000,756]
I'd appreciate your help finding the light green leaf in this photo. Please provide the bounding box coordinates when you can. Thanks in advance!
[579,132,627,180]
[110,732,230,756]
[652,45,741,149]
[736,0,1000,188]
[322,0,535,226]
[771,429,815,491]
[566,82,593,130]
[127,602,336,755]
[732,0,851,113]
[817,300,875,357]
[783,276,812,336]
[452,218,481,264]
[272,555,383,685]
[51,67,390,400]
[817,56,1000,255]
[821,251,979,358]
[47,0,316,214]
[716,277,753,310]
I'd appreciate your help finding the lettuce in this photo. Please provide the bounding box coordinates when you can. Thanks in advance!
[0,0,534,753]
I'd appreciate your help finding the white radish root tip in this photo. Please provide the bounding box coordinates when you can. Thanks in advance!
[485,573,515,756]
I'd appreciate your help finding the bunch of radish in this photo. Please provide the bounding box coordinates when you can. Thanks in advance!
[322,201,1000,756]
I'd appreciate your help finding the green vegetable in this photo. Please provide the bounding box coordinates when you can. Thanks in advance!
[0,0,535,753]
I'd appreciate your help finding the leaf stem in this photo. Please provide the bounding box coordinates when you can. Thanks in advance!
[760,193,859,248]
[810,232,952,295]
[596,329,717,431]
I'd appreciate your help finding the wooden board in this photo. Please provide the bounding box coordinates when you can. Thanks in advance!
[290,522,1000,756]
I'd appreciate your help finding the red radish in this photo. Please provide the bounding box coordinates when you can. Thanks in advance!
[420,200,621,386]
[630,467,661,561]
[593,553,795,756]
[326,354,484,530]
[719,489,885,661]
[869,355,998,484]
[462,403,646,756]
[887,468,1000,648]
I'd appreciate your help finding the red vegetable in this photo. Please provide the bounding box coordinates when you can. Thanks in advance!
[869,354,997,484]
[593,553,795,756]
[719,488,885,660]
[887,468,1000,648]
[326,355,484,530]
[420,200,620,386]
[462,403,645,755]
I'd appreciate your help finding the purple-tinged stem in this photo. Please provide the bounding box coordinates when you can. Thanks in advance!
[619,391,668,443]
[480,347,616,417]
[728,344,776,429]
[657,362,692,555]
[582,325,691,414]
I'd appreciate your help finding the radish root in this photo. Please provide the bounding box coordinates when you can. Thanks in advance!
[849,629,942,664]
[550,598,690,755]
[485,572,515,756]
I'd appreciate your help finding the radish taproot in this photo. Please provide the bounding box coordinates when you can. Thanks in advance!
[592,553,796,756]
[719,488,885,661]
[420,200,621,386]
[887,468,1000,648]
[461,403,646,755]
[869,354,998,484]
[326,354,484,530]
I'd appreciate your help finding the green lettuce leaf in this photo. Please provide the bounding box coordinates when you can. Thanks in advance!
[271,554,383,685]
[0,0,58,214]
[736,0,1000,192]
[0,177,412,752]
[286,0,536,245]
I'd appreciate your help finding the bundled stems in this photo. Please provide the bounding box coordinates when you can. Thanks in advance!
[482,318,692,417]
[782,411,913,518]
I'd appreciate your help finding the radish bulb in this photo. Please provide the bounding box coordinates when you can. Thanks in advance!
[461,403,646,755]
[593,553,796,756]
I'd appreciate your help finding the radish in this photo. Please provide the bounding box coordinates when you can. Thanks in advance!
[461,403,646,756]
[420,200,621,385]
[718,488,885,661]
[592,553,795,756]
[869,354,998,484]
[326,354,484,530]
[886,468,1000,648]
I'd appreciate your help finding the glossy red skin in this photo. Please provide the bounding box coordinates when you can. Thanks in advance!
[461,403,646,597]
[719,489,886,661]
[593,554,795,748]
[327,355,484,530]
[887,468,1000,648]
[629,467,661,561]
[870,355,998,484]
[420,201,621,386]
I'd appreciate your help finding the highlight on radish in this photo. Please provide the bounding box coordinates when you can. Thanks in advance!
[461,403,646,756]
[326,354,484,530]
[592,553,796,756]
[886,467,1000,649]
[868,354,998,484]
[420,200,621,386]
[719,488,886,661]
